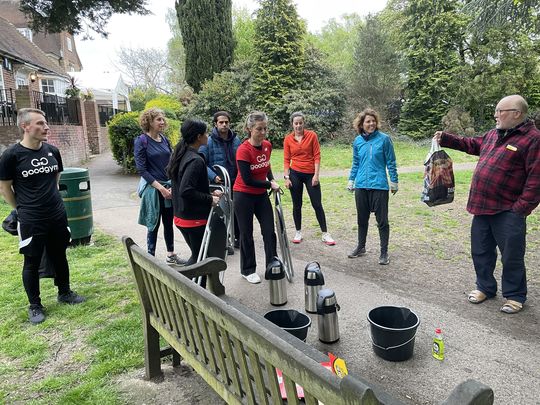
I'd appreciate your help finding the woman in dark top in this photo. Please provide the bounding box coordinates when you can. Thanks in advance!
[233,111,280,284]
[168,119,222,266]
[134,107,185,265]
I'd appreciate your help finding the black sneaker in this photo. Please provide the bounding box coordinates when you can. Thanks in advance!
[166,254,187,266]
[348,246,366,258]
[234,239,240,249]
[28,305,46,324]
[227,246,235,255]
[379,252,390,265]
[58,290,86,305]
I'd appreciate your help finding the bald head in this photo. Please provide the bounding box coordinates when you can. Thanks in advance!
[500,95,528,114]
[494,95,528,130]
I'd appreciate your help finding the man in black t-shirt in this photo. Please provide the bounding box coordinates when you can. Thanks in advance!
[0,108,85,324]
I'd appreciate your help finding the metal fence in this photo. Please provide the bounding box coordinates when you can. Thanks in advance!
[0,88,17,126]
[98,105,125,127]
[31,91,80,125]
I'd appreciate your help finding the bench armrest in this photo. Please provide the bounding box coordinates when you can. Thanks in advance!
[177,257,227,296]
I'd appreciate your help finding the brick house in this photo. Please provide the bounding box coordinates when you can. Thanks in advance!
[0,15,108,162]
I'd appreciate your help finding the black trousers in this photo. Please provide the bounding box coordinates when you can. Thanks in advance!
[354,189,389,253]
[233,191,277,276]
[471,211,527,303]
[19,215,71,307]
[288,169,327,232]
[177,225,205,266]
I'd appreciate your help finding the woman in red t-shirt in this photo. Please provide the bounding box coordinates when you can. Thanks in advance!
[283,112,335,246]
[233,111,280,284]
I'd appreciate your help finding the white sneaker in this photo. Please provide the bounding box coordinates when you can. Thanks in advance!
[242,273,261,284]
[322,232,336,246]
[293,230,303,244]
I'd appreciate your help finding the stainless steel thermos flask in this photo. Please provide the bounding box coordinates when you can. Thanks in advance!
[265,257,287,306]
[304,261,325,313]
[316,288,340,343]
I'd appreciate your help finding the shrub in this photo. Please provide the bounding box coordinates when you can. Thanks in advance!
[129,87,158,112]
[108,111,181,174]
[182,61,255,134]
[164,118,181,147]
[145,95,183,120]
[442,107,475,136]
[108,112,141,174]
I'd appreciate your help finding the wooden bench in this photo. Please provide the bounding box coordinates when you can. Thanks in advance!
[123,236,494,405]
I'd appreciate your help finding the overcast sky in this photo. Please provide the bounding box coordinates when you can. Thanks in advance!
[75,0,387,84]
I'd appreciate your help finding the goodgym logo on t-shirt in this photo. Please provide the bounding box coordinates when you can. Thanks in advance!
[251,151,270,170]
[22,156,58,178]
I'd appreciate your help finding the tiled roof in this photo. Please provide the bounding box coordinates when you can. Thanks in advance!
[0,16,67,77]
[0,1,83,70]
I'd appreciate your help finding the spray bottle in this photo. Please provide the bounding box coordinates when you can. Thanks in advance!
[432,328,445,361]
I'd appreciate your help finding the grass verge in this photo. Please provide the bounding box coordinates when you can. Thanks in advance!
[0,199,143,404]
[270,140,478,171]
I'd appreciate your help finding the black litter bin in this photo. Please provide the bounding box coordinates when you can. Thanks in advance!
[59,168,93,245]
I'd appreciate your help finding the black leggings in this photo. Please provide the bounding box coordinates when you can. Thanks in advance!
[177,225,205,266]
[289,169,327,232]
[20,219,71,306]
[233,191,277,276]
[354,189,389,253]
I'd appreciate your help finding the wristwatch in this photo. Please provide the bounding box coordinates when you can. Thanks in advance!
[284,175,290,180]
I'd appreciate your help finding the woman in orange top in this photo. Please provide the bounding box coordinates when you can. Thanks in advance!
[283,112,335,245]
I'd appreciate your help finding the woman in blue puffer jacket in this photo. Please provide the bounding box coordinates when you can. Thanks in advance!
[347,109,398,265]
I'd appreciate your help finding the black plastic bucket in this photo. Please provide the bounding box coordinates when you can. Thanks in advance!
[264,309,312,341]
[367,306,420,362]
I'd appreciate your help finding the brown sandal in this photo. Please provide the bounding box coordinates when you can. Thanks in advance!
[500,300,523,314]
[467,289,487,304]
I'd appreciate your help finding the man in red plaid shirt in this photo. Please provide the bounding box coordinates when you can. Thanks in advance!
[434,94,540,314]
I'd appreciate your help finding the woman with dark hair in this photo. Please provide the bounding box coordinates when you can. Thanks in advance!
[283,111,335,246]
[134,107,185,265]
[233,111,280,284]
[347,108,398,265]
[168,119,222,266]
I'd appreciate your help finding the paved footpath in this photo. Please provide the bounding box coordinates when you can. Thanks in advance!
[86,152,538,405]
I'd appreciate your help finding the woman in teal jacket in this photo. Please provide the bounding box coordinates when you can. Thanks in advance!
[347,109,398,265]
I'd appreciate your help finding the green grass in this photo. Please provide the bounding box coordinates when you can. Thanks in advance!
[0,200,143,404]
[270,140,478,171]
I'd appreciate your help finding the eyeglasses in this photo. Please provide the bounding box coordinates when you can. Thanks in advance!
[495,109,520,114]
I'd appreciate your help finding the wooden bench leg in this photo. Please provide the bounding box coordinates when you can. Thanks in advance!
[144,319,163,379]
[172,349,181,367]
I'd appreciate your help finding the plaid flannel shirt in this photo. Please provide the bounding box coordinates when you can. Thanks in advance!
[441,120,540,217]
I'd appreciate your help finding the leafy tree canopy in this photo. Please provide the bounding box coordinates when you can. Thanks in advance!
[463,0,540,34]
[19,0,150,38]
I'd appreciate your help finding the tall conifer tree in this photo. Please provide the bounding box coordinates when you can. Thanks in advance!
[253,0,306,109]
[175,0,234,92]
[398,0,464,139]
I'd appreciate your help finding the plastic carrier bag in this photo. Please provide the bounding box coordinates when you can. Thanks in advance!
[421,139,455,206]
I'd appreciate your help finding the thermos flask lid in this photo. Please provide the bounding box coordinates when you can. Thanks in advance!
[265,257,285,280]
[316,289,339,313]
[304,261,325,285]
